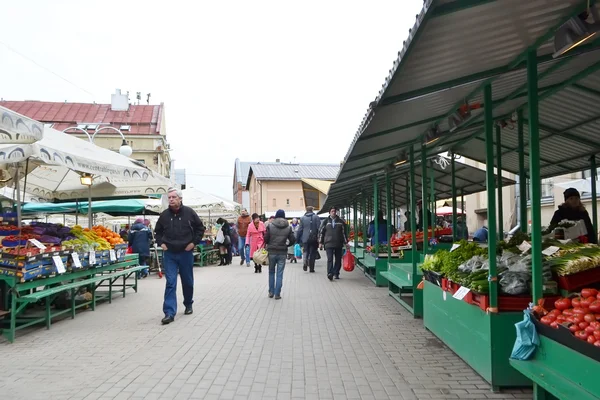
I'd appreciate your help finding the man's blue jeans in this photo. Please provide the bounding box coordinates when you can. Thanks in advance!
[268,253,286,296]
[163,250,194,317]
[238,237,247,262]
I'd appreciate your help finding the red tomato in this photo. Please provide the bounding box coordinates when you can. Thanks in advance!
[595,341,600,347]
[545,314,557,322]
[590,321,600,329]
[548,309,562,318]
[581,288,599,299]
[584,314,596,323]
[598,293,600,300]
[579,321,590,330]
[566,316,575,323]
[589,300,600,314]
[574,315,585,324]
[554,298,571,311]
[573,307,587,315]
[540,316,554,325]
[585,326,597,334]
[575,330,590,340]
[594,330,600,339]
[550,321,560,329]
[569,323,580,333]
[556,315,567,322]
[588,335,597,344]
[581,297,594,309]
[572,298,582,308]
[563,309,574,316]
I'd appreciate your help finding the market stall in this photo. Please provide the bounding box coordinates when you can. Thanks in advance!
[319,0,600,394]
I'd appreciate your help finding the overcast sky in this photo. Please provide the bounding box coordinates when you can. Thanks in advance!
[1,0,423,199]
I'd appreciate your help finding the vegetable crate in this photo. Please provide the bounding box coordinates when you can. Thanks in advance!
[555,268,600,291]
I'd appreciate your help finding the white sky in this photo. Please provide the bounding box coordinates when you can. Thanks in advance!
[0,0,423,199]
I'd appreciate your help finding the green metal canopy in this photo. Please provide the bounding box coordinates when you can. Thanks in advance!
[333,0,600,196]
[22,199,160,216]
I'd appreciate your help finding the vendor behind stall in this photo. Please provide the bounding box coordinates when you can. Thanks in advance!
[368,211,392,244]
[549,187,597,244]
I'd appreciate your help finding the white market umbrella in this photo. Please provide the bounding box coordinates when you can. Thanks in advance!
[554,178,598,195]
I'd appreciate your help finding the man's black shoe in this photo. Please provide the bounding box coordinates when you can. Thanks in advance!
[303,265,307,272]
[335,275,340,279]
[327,273,333,281]
[184,306,193,315]
[161,316,174,325]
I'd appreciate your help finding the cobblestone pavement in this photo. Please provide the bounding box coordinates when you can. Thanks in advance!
[0,257,532,400]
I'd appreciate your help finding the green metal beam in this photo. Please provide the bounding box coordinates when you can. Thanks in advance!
[386,173,392,258]
[591,156,598,236]
[496,124,504,239]
[373,176,379,254]
[421,147,429,256]
[518,109,527,232]
[572,83,600,99]
[409,146,418,282]
[430,0,496,17]
[538,122,600,148]
[556,112,600,133]
[451,154,457,241]
[527,49,543,303]
[484,84,498,310]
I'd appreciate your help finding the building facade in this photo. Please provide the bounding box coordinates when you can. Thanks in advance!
[0,89,172,179]
[245,162,339,218]
[233,159,254,210]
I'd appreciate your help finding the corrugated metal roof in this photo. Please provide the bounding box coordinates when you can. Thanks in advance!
[247,163,340,185]
[234,159,256,185]
[0,101,163,135]
[301,179,333,195]
[328,0,600,210]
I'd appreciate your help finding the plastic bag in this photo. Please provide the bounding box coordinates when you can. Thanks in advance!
[510,254,532,273]
[499,271,530,295]
[294,243,302,258]
[343,251,355,272]
[458,256,486,273]
[253,248,269,265]
[216,230,225,244]
[510,311,540,360]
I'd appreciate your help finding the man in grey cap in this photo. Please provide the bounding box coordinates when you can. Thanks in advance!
[154,187,205,325]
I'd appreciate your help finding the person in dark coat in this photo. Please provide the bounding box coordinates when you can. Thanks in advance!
[128,218,152,278]
[319,206,349,281]
[296,206,322,273]
[216,218,232,265]
[549,188,597,244]
[264,209,295,299]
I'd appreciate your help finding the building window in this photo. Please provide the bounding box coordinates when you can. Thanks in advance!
[526,178,554,200]
[272,198,276,207]
[304,189,319,209]
[582,168,600,180]
[136,159,145,164]
[286,199,290,206]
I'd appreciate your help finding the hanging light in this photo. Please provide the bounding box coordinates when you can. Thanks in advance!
[394,150,408,166]
[80,173,93,186]
[425,126,441,146]
[119,139,133,157]
[553,10,600,58]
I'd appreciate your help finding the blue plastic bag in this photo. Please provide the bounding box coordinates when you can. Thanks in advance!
[510,311,540,360]
[294,243,302,258]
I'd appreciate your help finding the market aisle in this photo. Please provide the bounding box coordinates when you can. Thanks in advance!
[0,258,532,400]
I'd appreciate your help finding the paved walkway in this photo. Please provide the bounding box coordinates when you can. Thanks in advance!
[1,257,532,400]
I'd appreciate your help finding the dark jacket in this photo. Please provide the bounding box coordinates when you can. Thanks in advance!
[154,205,205,252]
[319,216,348,249]
[128,222,151,256]
[219,222,232,245]
[297,212,321,244]
[550,205,597,244]
[368,218,391,244]
[264,218,295,255]
[417,209,434,231]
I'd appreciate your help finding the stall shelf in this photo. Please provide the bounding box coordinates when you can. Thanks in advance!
[319,0,600,394]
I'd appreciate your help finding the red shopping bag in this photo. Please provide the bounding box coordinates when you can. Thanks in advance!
[343,251,355,272]
[126,246,133,254]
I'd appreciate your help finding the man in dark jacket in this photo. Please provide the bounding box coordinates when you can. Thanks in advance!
[319,206,349,281]
[264,209,295,300]
[155,188,205,325]
[296,206,322,273]
[128,218,152,278]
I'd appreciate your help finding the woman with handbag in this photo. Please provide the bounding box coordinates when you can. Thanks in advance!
[216,218,232,265]
[245,213,266,273]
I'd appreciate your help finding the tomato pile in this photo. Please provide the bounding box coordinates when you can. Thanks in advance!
[537,288,600,347]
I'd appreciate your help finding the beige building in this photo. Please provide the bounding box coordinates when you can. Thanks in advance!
[0,89,172,179]
[246,162,339,218]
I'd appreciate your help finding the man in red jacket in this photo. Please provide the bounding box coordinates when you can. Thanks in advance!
[237,209,251,266]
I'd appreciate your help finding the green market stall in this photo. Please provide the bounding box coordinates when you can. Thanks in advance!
[321,0,600,394]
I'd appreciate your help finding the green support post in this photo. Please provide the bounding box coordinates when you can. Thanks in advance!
[421,147,429,255]
[484,83,498,311]
[410,146,418,279]
[451,154,457,240]
[591,156,598,236]
[354,200,358,250]
[430,169,435,230]
[373,177,379,254]
[518,109,528,233]
[386,173,392,259]
[527,49,543,303]
[496,124,504,240]
[362,193,367,249]
[405,176,409,230]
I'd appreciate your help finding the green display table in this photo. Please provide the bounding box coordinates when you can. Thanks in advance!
[423,281,530,390]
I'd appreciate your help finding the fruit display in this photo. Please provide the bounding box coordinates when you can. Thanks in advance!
[62,225,123,251]
[348,230,363,241]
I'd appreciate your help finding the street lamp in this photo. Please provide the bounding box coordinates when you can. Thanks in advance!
[79,172,94,228]
[62,126,133,157]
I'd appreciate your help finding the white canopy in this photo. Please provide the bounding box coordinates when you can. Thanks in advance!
[0,122,171,200]
[0,106,44,144]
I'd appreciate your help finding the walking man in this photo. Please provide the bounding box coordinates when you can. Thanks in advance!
[237,209,251,266]
[296,206,321,273]
[319,206,349,281]
[264,209,296,299]
[154,188,205,325]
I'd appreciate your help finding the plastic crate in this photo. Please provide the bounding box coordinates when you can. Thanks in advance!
[422,270,443,287]
[470,293,562,312]
[556,268,600,291]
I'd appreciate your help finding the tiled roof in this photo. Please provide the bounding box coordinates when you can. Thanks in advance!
[0,100,163,135]
[248,163,340,186]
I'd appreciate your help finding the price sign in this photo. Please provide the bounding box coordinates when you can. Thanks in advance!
[52,255,66,274]
[71,253,82,269]
[450,243,461,252]
[28,238,46,250]
[542,246,560,256]
[452,286,471,300]
[518,240,531,253]
[89,251,96,266]
[109,250,117,262]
